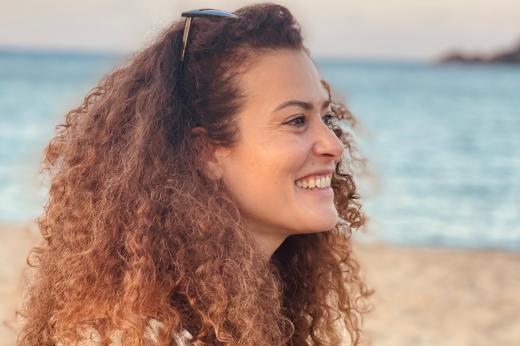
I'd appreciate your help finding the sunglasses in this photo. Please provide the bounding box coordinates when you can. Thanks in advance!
[180,9,239,71]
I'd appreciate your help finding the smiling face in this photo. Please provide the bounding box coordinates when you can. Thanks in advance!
[207,49,345,255]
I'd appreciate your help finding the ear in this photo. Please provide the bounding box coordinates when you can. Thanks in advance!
[191,127,229,181]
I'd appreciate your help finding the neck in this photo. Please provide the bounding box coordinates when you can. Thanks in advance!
[244,218,288,258]
[253,231,287,258]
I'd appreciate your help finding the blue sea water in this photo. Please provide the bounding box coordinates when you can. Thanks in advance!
[318,59,520,251]
[1,50,519,251]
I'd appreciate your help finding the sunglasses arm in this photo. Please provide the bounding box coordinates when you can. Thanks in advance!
[180,17,193,63]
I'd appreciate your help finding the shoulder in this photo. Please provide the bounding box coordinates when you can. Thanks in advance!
[55,319,193,345]
[147,318,193,345]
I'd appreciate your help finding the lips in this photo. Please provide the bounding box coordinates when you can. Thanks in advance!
[295,168,334,182]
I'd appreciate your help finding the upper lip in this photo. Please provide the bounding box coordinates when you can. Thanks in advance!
[295,168,335,181]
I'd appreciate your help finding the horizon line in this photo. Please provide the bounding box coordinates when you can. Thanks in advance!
[0,45,432,64]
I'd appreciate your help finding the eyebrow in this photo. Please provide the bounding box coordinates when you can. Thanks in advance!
[273,98,331,113]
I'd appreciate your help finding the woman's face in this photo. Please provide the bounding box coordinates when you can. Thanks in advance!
[209,49,345,254]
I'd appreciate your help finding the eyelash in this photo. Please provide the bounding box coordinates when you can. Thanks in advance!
[285,112,337,128]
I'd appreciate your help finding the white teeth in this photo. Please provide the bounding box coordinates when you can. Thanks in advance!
[295,174,332,189]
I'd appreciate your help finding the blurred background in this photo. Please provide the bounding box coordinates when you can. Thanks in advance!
[1,1,519,345]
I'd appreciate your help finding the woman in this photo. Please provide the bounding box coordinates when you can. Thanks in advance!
[19,3,373,345]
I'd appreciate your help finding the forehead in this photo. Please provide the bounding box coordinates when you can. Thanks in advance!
[238,49,328,110]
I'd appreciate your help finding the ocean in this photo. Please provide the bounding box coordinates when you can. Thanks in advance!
[1,50,519,251]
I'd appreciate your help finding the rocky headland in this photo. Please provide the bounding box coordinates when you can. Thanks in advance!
[437,38,520,64]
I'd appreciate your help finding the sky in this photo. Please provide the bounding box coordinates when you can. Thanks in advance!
[1,0,519,61]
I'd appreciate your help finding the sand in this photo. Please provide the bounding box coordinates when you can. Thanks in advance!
[1,223,519,346]
[354,241,520,346]
[0,223,41,346]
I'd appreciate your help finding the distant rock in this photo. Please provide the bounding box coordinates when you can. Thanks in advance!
[437,38,520,64]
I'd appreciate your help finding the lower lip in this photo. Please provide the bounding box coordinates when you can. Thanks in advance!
[295,185,334,198]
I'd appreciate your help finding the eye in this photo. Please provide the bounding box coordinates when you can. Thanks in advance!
[285,115,306,128]
[322,111,337,127]
[284,112,338,129]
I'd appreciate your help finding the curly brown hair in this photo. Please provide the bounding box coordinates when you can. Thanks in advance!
[18,3,374,345]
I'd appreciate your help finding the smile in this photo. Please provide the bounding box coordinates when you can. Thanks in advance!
[295,174,332,189]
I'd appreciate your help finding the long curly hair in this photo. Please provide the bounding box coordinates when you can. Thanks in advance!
[18,3,374,345]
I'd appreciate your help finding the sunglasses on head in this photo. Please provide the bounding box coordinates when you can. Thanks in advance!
[179,9,239,70]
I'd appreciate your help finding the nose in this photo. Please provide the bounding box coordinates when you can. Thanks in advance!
[311,119,345,163]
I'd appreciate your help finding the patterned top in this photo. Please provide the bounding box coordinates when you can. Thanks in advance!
[55,319,193,345]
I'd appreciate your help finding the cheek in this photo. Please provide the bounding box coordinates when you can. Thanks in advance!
[221,138,309,208]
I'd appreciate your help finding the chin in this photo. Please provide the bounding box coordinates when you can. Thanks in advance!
[302,221,337,234]
[310,212,338,231]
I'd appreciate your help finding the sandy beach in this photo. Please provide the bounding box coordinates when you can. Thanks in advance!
[355,241,520,346]
[0,223,41,346]
[1,223,519,346]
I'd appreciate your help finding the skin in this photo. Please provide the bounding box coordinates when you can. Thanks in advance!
[206,49,344,258]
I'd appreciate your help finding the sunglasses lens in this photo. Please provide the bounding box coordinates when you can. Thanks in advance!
[181,9,238,19]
